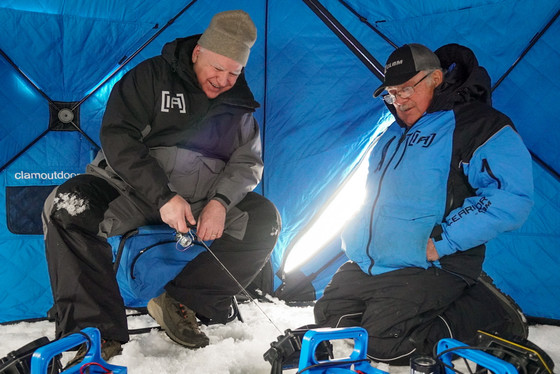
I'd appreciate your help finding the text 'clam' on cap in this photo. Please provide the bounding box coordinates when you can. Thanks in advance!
[373,43,441,97]
[198,10,257,66]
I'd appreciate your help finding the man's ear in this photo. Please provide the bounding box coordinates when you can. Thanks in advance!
[192,45,201,63]
[432,69,444,87]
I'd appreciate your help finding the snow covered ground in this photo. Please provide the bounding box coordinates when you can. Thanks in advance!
[1,298,558,373]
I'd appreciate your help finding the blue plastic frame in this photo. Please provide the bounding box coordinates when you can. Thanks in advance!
[298,327,388,374]
[31,327,127,374]
[437,338,518,374]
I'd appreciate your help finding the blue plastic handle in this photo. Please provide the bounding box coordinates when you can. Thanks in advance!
[298,327,388,374]
[437,338,518,374]
[30,327,126,374]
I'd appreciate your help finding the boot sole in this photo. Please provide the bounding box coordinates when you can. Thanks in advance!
[147,298,209,349]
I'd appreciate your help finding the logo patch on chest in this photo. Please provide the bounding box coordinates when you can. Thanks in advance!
[161,91,186,113]
[406,130,436,147]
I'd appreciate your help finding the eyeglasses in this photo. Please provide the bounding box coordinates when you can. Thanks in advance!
[382,71,433,105]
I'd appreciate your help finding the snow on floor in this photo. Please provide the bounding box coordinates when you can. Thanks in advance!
[1,299,558,373]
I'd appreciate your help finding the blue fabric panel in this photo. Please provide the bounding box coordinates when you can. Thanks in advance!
[0,237,53,323]
[493,17,560,175]
[484,161,560,320]
[6,186,56,234]
[0,128,60,321]
[0,2,191,100]
[0,131,94,322]
[0,56,49,168]
[264,0,384,280]
[109,226,205,308]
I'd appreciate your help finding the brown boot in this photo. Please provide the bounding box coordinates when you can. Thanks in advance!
[147,292,210,348]
[64,339,122,369]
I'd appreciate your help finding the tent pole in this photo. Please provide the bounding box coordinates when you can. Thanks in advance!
[492,8,560,91]
[491,8,560,179]
[72,0,200,111]
[261,0,270,197]
[61,0,202,153]
[0,49,53,104]
[531,151,560,182]
[64,119,101,151]
[337,0,398,49]
[302,0,384,80]
[0,51,100,169]
[0,129,50,173]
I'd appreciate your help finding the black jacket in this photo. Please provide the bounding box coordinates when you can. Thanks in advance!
[89,35,263,213]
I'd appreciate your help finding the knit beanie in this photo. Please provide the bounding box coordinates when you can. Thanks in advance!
[198,10,257,66]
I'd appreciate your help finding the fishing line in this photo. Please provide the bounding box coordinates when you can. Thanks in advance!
[176,231,284,334]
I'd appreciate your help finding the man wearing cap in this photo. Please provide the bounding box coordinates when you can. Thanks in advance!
[314,43,534,364]
[42,10,280,362]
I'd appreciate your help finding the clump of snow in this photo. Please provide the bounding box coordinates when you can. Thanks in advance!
[0,299,558,373]
[54,193,88,216]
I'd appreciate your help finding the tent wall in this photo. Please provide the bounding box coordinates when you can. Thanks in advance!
[0,0,559,324]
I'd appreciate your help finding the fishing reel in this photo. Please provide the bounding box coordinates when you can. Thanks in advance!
[175,230,196,250]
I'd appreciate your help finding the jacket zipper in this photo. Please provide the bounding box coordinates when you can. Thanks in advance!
[481,158,501,189]
[366,129,410,274]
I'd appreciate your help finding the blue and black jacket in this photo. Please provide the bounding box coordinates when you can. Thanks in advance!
[342,44,534,282]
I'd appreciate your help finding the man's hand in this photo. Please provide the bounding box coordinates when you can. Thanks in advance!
[426,238,440,262]
[197,199,226,241]
[159,195,196,234]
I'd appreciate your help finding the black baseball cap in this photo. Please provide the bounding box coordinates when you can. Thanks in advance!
[373,43,441,97]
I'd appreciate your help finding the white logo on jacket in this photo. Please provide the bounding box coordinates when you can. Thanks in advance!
[161,91,186,113]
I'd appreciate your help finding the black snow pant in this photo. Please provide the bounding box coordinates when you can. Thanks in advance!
[43,174,280,343]
[314,261,516,365]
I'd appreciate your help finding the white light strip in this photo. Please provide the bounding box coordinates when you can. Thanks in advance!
[283,112,394,274]
[283,155,369,273]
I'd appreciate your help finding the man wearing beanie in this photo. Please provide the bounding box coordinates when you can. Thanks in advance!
[314,43,535,365]
[42,10,280,364]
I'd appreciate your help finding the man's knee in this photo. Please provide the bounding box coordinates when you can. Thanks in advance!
[237,193,281,242]
[44,175,119,232]
[313,298,364,328]
[313,297,329,325]
[244,193,280,224]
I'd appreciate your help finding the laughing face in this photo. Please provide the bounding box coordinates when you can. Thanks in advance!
[192,45,243,99]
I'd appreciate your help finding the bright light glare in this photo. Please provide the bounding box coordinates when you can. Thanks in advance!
[282,112,394,274]
[283,155,370,273]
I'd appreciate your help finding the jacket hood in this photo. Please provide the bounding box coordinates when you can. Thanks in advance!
[428,43,492,112]
[161,35,260,110]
